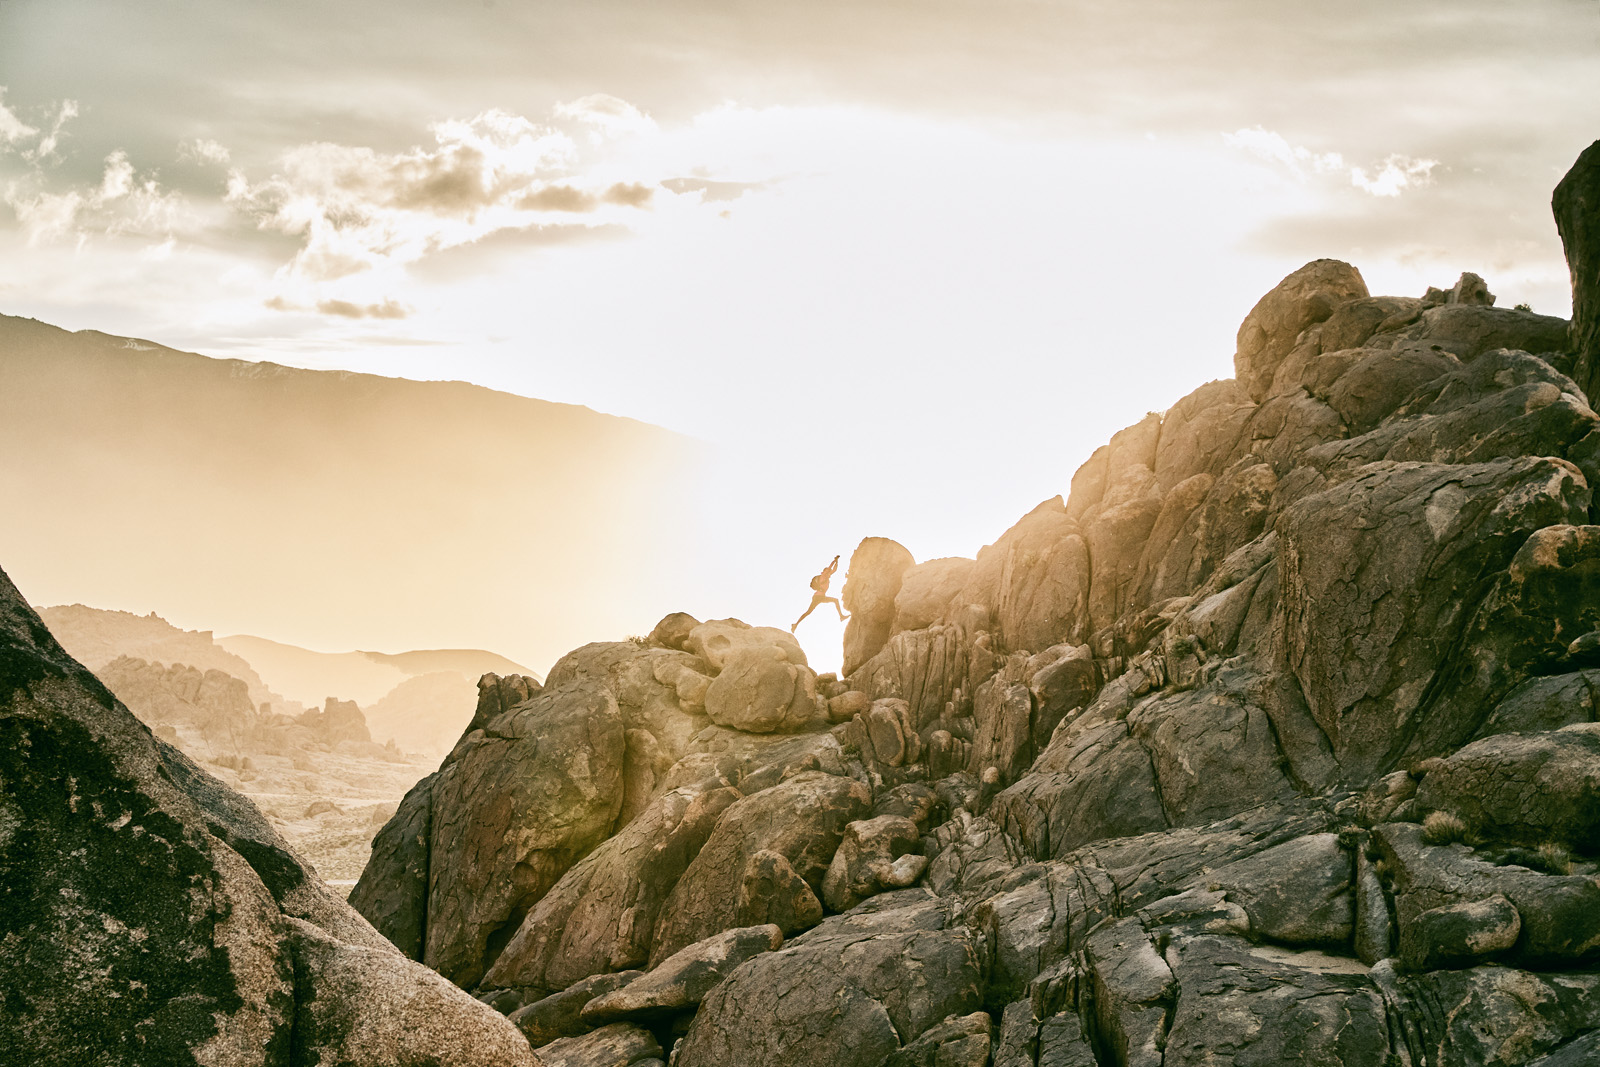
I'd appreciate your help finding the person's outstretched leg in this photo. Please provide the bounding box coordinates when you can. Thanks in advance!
[791,601,819,632]
[825,596,849,621]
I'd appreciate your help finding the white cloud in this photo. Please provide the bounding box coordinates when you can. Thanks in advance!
[0,88,77,162]
[554,94,658,143]
[4,149,192,247]
[0,88,39,146]
[1224,126,1438,199]
[1222,126,1343,178]
[27,100,79,161]
[180,138,231,165]
[10,190,84,245]
[224,102,720,315]
[99,150,134,200]
[1351,154,1438,198]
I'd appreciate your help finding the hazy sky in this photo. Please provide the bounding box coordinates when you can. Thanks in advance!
[2,0,1598,671]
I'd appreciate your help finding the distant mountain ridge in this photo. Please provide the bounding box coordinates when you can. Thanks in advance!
[216,632,535,708]
[41,602,532,755]
[0,313,704,673]
[38,603,283,708]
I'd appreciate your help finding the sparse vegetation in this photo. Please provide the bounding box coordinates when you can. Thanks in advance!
[1337,824,1364,851]
[626,634,649,647]
[1421,809,1470,846]
[1537,841,1573,875]
[1514,302,1533,312]
[1499,842,1572,874]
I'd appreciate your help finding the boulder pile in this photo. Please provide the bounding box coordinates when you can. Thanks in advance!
[351,141,1600,1067]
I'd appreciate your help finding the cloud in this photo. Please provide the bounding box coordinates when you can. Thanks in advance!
[660,177,765,203]
[602,182,653,207]
[555,94,657,142]
[0,88,77,163]
[179,138,231,166]
[226,107,674,292]
[27,100,79,162]
[1222,126,1343,177]
[516,183,599,212]
[1223,126,1440,199]
[3,148,191,247]
[316,297,408,319]
[1351,155,1438,198]
[0,88,39,145]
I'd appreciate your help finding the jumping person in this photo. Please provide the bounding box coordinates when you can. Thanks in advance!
[791,555,848,632]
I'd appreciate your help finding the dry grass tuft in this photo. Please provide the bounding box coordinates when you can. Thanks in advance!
[1421,810,1469,846]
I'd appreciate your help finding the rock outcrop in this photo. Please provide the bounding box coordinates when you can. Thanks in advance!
[344,144,1600,1067]
[0,566,536,1066]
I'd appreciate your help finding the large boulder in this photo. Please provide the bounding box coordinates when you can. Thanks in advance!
[702,646,820,733]
[1415,726,1600,850]
[0,564,535,1066]
[349,771,436,959]
[1276,456,1590,780]
[684,619,807,673]
[1234,259,1369,402]
[960,498,1092,655]
[1162,934,1389,1067]
[1374,821,1600,969]
[579,924,782,1023]
[1203,832,1353,946]
[422,680,627,988]
[842,537,916,674]
[287,918,536,1067]
[542,640,716,823]
[673,895,984,1067]
[891,557,976,634]
[648,771,871,963]
[481,778,740,993]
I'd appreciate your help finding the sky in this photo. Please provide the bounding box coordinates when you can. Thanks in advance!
[2,0,1598,673]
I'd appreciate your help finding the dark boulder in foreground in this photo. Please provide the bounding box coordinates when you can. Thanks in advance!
[0,566,536,1066]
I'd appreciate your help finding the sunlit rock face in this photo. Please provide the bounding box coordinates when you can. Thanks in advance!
[0,566,537,1067]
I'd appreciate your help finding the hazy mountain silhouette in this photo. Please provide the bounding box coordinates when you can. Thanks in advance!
[0,314,706,672]
[216,632,533,708]
[38,603,283,707]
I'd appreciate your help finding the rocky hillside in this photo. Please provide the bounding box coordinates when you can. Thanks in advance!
[0,314,703,675]
[338,141,1600,1067]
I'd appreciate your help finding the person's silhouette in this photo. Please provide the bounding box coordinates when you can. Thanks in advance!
[791,555,848,632]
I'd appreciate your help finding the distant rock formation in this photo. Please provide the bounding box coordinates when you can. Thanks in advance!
[98,654,259,751]
[296,696,373,746]
[39,603,281,708]
[345,142,1600,1067]
[0,566,536,1065]
[363,670,482,756]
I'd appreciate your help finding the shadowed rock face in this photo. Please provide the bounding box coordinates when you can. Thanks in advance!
[1556,139,1600,406]
[0,565,536,1067]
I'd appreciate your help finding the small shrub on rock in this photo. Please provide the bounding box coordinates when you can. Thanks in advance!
[1421,810,1470,846]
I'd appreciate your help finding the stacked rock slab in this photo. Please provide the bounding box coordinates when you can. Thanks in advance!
[341,142,1600,1067]
[0,566,536,1066]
